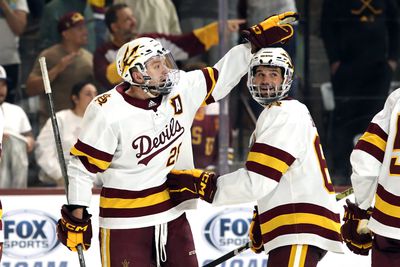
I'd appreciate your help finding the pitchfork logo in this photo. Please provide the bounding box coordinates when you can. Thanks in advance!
[203,208,252,252]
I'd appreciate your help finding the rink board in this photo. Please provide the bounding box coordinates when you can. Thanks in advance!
[0,189,370,267]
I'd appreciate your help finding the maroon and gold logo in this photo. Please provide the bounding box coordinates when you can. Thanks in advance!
[120,45,140,77]
[95,94,111,106]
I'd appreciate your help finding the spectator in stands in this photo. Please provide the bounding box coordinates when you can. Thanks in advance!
[94,3,244,91]
[321,0,400,185]
[114,0,181,34]
[38,0,96,52]
[26,11,94,127]
[0,65,34,188]
[0,0,29,103]
[35,81,97,187]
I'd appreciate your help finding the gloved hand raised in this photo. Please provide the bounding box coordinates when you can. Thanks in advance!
[241,11,299,53]
[56,205,92,251]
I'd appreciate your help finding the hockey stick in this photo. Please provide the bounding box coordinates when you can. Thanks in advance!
[39,57,86,267]
[203,187,354,267]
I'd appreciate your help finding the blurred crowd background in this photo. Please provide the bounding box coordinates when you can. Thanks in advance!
[1,0,399,188]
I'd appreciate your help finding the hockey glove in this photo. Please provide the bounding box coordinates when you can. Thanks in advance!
[167,169,218,204]
[57,205,92,251]
[341,199,373,255]
[241,11,298,53]
[249,206,264,254]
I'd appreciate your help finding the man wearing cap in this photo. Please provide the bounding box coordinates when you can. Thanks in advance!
[26,11,94,127]
[0,65,34,188]
[38,0,96,52]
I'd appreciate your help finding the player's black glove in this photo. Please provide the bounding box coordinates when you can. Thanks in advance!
[341,199,373,255]
[167,169,218,204]
[241,11,299,53]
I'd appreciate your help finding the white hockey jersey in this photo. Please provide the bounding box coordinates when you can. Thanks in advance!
[351,88,400,240]
[67,44,252,229]
[213,99,343,254]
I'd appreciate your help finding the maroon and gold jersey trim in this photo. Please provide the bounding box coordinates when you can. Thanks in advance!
[246,143,296,182]
[259,203,341,243]
[70,140,113,173]
[201,67,218,106]
[99,183,175,218]
[354,123,387,162]
[372,184,400,227]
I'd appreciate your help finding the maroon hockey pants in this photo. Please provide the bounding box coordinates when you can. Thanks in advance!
[372,234,400,267]
[99,213,198,266]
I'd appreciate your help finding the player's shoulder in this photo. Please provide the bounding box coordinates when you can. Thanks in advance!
[91,88,121,110]
[259,99,309,125]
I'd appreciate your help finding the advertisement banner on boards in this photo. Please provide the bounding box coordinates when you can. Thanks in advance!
[1,192,371,267]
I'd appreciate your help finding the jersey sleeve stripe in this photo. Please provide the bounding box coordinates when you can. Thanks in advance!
[73,139,114,161]
[354,140,385,162]
[70,146,111,172]
[247,152,290,174]
[201,67,218,106]
[374,184,400,219]
[358,132,387,152]
[251,143,296,166]
[70,139,113,172]
[246,161,283,182]
[366,122,388,141]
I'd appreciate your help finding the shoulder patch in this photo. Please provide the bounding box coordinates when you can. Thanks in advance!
[95,93,112,106]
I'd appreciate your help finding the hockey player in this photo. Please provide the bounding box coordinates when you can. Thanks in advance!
[55,12,298,266]
[167,47,344,267]
[340,88,400,265]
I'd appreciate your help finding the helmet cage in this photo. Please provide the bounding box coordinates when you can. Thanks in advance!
[116,37,180,96]
[247,48,294,106]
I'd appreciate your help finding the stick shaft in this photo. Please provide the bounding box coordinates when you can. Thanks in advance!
[39,57,86,267]
[203,242,251,267]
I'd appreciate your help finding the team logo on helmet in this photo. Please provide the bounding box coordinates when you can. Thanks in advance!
[120,45,140,77]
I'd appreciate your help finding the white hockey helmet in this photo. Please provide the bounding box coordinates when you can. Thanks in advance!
[247,47,294,106]
[116,37,179,96]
